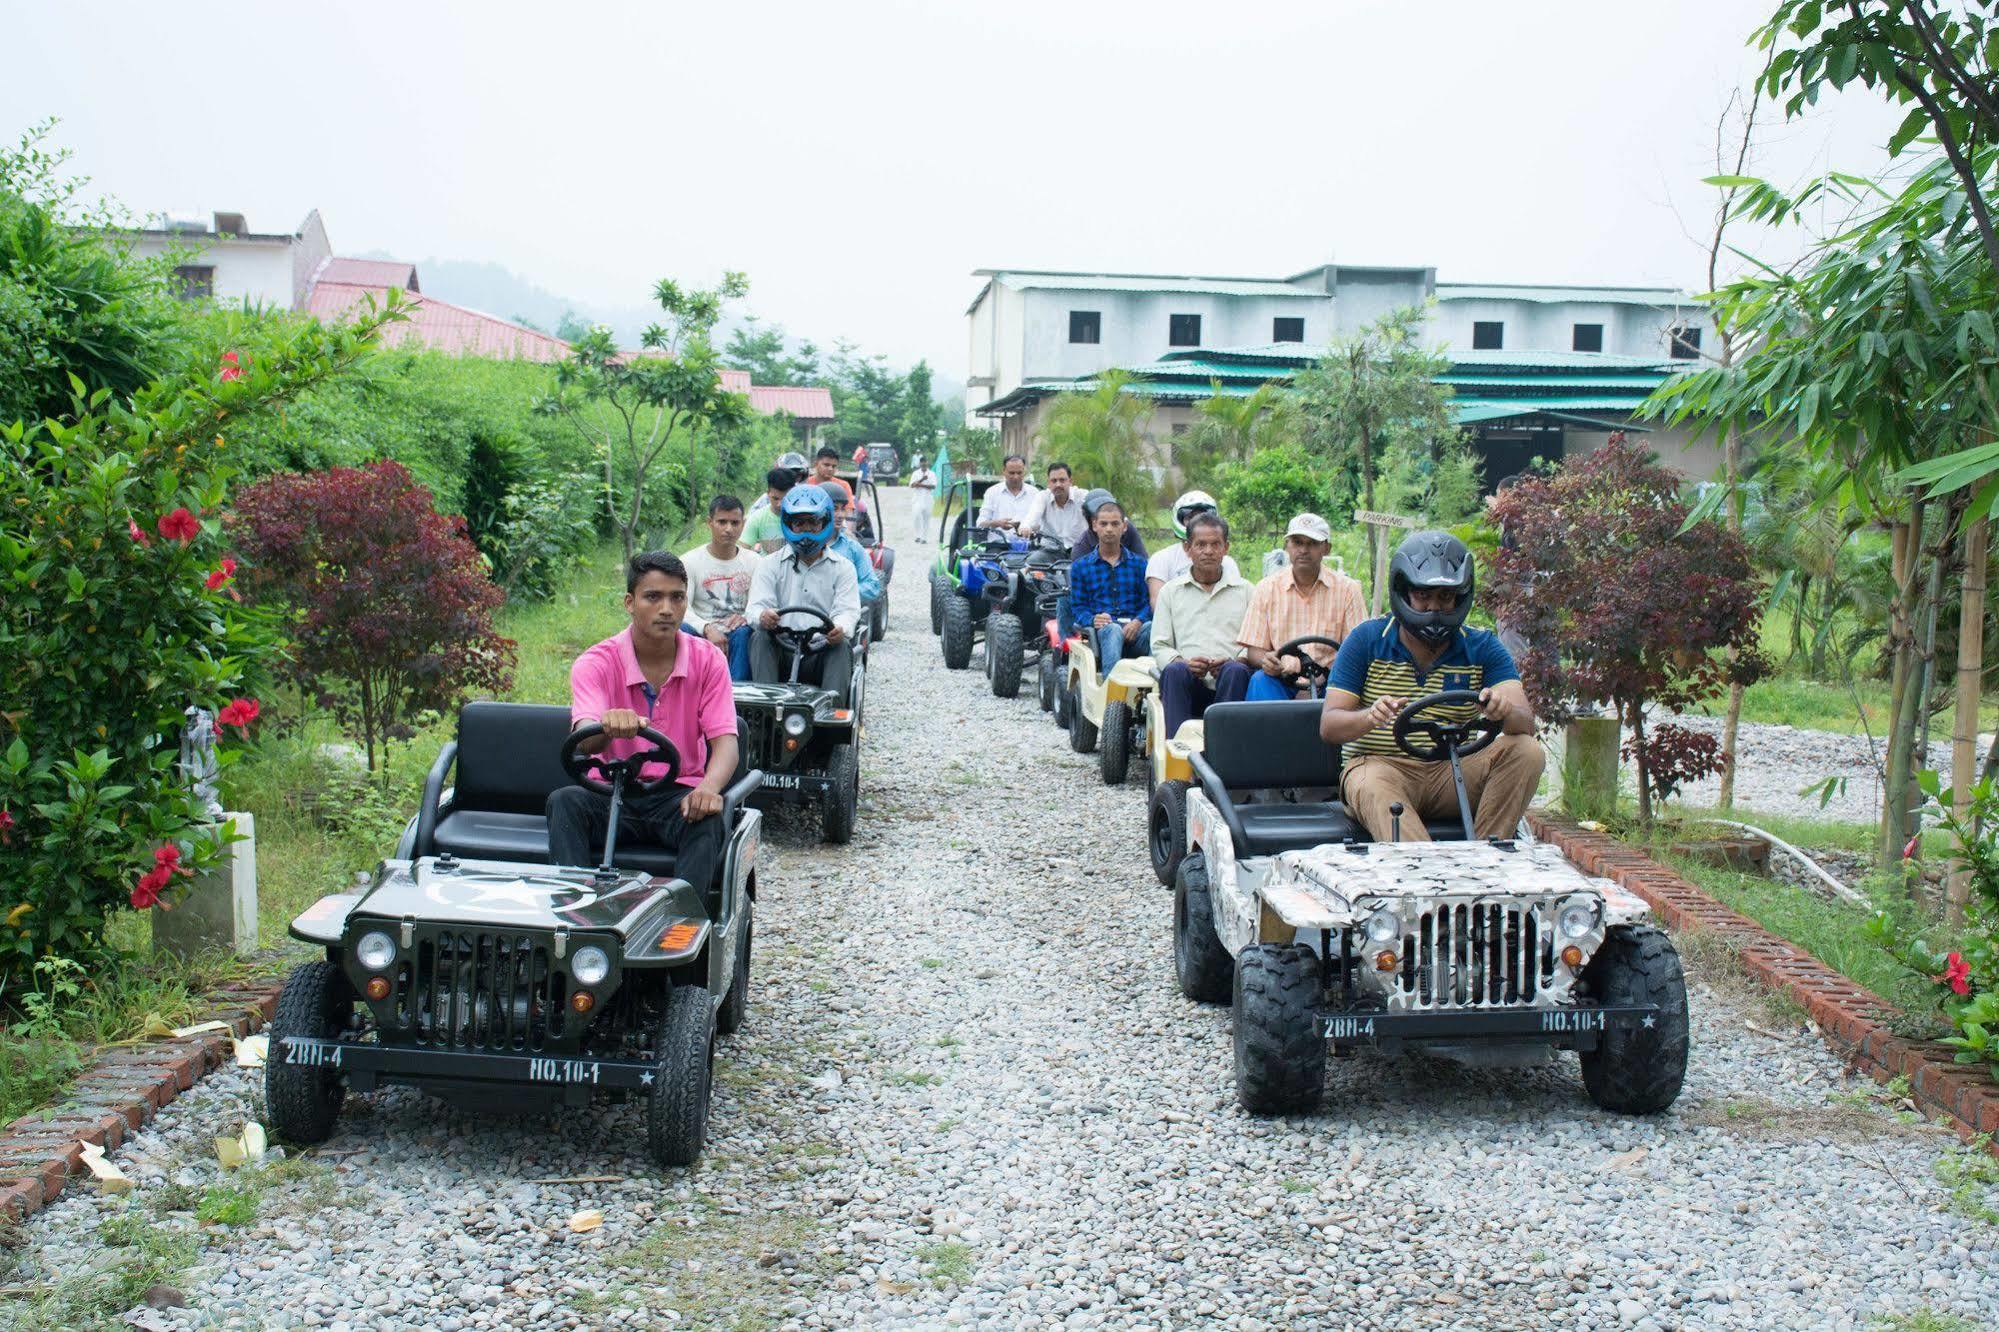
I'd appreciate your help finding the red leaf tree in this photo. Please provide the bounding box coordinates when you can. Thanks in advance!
[231,461,517,771]
[1486,437,1768,824]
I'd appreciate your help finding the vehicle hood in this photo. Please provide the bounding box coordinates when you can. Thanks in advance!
[349,858,686,935]
[732,681,846,719]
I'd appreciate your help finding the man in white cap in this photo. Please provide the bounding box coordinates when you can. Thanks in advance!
[906,453,936,544]
[1235,512,1368,701]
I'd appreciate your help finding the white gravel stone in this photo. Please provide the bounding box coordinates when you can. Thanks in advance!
[5,490,1995,1330]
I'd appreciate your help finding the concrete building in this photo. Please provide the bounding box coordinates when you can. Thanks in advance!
[121,210,333,310]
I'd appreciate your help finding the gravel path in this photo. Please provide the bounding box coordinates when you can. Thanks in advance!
[1650,714,1971,827]
[6,493,1996,1332]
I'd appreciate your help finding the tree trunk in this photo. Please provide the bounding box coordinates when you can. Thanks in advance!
[1360,422,1383,615]
[1949,515,1990,925]
[1881,502,1925,871]
[1629,700,1653,827]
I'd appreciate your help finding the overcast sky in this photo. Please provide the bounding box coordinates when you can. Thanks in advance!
[7,0,1905,376]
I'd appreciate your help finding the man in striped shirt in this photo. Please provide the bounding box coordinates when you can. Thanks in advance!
[1319,531,1542,842]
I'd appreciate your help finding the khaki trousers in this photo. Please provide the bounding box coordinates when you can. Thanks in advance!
[1341,733,1545,842]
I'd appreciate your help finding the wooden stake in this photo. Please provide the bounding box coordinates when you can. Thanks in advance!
[1949,514,1990,925]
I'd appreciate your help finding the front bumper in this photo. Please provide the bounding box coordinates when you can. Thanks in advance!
[750,770,836,799]
[277,1034,656,1103]
[1317,1003,1659,1050]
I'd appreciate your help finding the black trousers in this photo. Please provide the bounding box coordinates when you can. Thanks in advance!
[750,630,854,705]
[545,782,725,889]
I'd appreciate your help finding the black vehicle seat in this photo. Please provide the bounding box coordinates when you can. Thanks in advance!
[1200,701,1360,851]
[428,701,695,875]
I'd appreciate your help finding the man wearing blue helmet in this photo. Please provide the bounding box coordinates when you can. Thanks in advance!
[743,484,862,701]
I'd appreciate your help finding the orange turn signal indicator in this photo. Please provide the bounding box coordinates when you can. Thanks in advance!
[657,921,701,952]
[1561,945,1584,968]
[364,975,391,1001]
[1374,950,1398,972]
[570,990,595,1014]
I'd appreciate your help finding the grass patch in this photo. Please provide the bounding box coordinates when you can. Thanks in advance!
[917,1240,975,1286]
[1678,1093,1929,1142]
[195,1181,259,1227]
[597,1203,829,1328]
[1934,1136,1999,1226]
[1871,1311,1982,1332]
[891,1071,943,1088]
[3,1202,201,1331]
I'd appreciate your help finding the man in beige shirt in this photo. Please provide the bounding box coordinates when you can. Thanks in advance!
[1152,512,1256,736]
[1236,512,1369,700]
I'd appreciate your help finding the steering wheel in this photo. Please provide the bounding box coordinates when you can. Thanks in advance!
[1271,634,1343,695]
[1391,689,1504,762]
[560,723,682,797]
[767,603,837,655]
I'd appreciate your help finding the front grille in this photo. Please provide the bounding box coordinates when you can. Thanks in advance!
[388,930,568,1050]
[1395,901,1554,1009]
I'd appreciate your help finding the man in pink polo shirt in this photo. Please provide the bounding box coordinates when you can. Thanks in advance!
[547,551,741,889]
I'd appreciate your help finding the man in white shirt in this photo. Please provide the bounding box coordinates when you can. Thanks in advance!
[976,454,1041,531]
[681,494,763,680]
[1020,460,1087,548]
[1152,512,1255,736]
[744,487,861,705]
[906,453,937,544]
[1147,489,1241,606]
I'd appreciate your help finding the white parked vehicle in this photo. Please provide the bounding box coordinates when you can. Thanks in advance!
[1171,692,1689,1116]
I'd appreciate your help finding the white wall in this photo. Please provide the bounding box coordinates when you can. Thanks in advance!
[126,233,296,308]
[1434,297,1714,360]
[1017,288,1327,386]
[1565,423,1722,480]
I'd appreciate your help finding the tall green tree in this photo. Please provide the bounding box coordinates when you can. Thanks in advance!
[826,342,908,446]
[722,316,822,387]
[899,359,941,453]
[1038,370,1151,503]
[1180,382,1301,492]
[1295,305,1463,610]
[539,272,752,563]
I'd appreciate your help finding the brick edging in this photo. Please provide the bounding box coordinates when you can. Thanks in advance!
[0,980,282,1221]
[1529,812,1999,1153]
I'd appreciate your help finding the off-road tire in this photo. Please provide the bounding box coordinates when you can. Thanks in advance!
[1150,779,1189,887]
[822,743,859,844]
[1233,944,1326,1115]
[871,594,888,642]
[1579,925,1690,1114]
[266,961,353,1145]
[1174,851,1233,1004]
[988,614,1024,699]
[716,893,753,1036]
[941,594,974,670]
[647,984,715,1167]
[1054,677,1073,729]
[1038,652,1058,713]
[1068,686,1098,754]
[1100,700,1132,784]
[928,574,946,635]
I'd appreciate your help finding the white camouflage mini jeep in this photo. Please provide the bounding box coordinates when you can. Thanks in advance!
[1172,692,1689,1116]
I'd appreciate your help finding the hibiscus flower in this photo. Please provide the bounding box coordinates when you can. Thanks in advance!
[128,519,153,547]
[131,865,170,910]
[157,507,200,543]
[204,557,238,590]
[1939,952,1972,997]
[219,351,244,383]
[218,698,261,729]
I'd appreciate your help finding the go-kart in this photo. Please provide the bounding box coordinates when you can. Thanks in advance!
[836,471,896,642]
[1146,634,1343,888]
[1032,549,1074,716]
[1061,630,1158,786]
[272,703,764,1167]
[733,605,865,843]
[927,474,999,636]
[1171,691,1688,1117]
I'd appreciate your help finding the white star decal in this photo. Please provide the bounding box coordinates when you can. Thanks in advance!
[1641,1014,1656,1029]
[640,1070,655,1086]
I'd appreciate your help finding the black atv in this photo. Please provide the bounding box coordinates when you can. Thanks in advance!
[271,702,764,1168]
[733,605,865,843]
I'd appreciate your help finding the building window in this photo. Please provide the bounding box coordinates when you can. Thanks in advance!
[1069,310,1101,344]
[1168,313,1201,347]
[172,265,214,300]
[1471,321,1504,350]
[1272,316,1305,343]
[1572,323,1603,353]
[1669,325,1702,359]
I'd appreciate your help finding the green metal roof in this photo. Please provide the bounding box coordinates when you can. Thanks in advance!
[1437,372,1671,391]
[1436,283,1694,306]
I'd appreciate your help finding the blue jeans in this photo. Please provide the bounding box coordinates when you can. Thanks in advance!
[1246,670,1296,702]
[1091,621,1150,679]
[1055,592,1073,639]
[684,622,754,680]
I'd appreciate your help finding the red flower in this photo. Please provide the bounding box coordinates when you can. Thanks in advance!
[219,351,244,382]
[1902,835,1921,861]
[218,698,261,729]
[131,865,170,910]
[128,519,153,547]
[204,557,238,590]
[153,843,181,868]
[158,507,200,543]
[1939,952,1972,997]
[0,808,12,844]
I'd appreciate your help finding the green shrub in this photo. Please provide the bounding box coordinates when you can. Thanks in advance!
[0,292,395,981]
[1217,442,1328,533]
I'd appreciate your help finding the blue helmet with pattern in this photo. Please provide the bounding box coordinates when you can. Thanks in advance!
[779,484,835,557]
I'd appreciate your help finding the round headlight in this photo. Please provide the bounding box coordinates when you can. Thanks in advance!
[1364,910,1401,944]
[572,946,611,986]
[782,712,809,737]
[356,931,396,972]
[1558,904,1597,940]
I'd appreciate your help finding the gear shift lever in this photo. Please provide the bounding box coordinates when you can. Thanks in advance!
[1389,801,1404,843]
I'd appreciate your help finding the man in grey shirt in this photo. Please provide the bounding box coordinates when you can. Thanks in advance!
[744,487,862,704]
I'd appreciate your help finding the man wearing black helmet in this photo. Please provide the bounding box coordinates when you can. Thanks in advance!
[1319,530,1543,842]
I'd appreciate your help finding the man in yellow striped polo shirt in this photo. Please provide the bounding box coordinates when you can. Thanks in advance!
[1319,531,1543,842]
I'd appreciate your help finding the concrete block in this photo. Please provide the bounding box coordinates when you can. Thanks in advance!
[152,812,258,960]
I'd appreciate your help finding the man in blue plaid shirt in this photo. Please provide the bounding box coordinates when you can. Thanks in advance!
[1069,498,1151,678]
